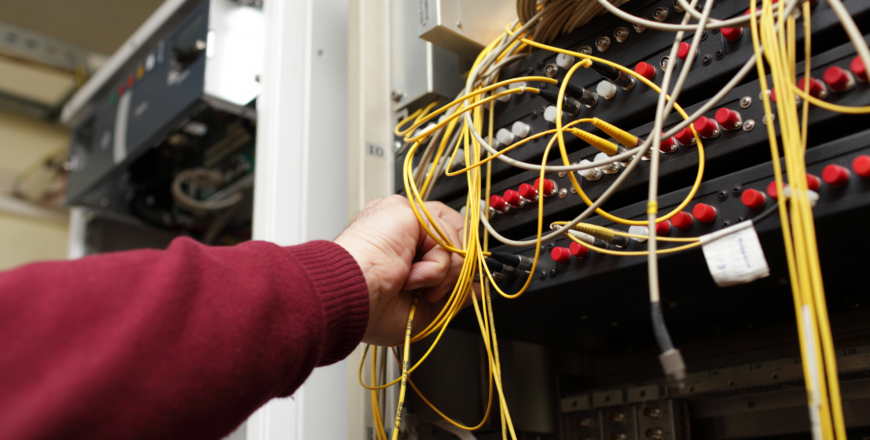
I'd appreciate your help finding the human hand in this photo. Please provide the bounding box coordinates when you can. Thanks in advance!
[335,195,466,346]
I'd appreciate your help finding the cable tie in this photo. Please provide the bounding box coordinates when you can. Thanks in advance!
[647,201,659,214]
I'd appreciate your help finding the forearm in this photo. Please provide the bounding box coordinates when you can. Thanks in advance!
[0,238,368,440]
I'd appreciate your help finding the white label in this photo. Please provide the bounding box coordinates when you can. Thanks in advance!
[699,220,770,287]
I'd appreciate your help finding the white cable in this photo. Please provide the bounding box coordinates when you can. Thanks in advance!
[826,0,870,84]
[595,0,786,31]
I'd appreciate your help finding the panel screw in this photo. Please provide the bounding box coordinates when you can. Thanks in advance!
[558,171,567,178]
[702,55,712,66]
[544,63,559,78]
[743,119,756,131]
[732,185,742,196]
[549,268,558,278]
[391,90,404,102]
[531,110,538,119]
[394,141,402,152]
[717,190,729,201]
[714,49,724,60]
[559,188,568,198]
[763,114,776,125]
[527,67,534,75]
[548,242,555,250]
[539,271,547,280]
[455,21,462,29]
[740,96,753,108]
[570,185,577,194]
[736,216,745,223]
[722,220,731,227]
[537,61,544,69]
[701,31,709,41]
[778,278,788,285]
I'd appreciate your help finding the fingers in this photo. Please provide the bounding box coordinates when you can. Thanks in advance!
[404,245,451,291]
[423,201,465,232]
[422,253,464,303]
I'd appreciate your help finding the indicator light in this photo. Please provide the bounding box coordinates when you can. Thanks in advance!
[715,108,742,131]
[489,195,508,213]
[806,173,821,191]
[569,242,590,259]
[721,27,743,42]
[822,164,850,187]
[136,65,144,79]
[118,84,126,96]
[852,154,870,178]
[518,183,538,201]
[692,203,717,224]
[659,134,677,153]
[503,189,524,208]
[674,127,696,146]
[851,56,867,82]
[551,247,571,264]
[127,75,135,88]
[496,128,515,146]
[677,42,691,61]
[670,211,694,230]
[823,66,855,92]
[511,121,531,139]
[692,116,720,139]
[597,80,618,99]
[635,62,656,81]
[741,189,767,210]
[797,77,827,100]
[655,220,671,236]
[534,178,558,197]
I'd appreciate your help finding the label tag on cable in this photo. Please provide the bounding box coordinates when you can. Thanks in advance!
[699,220,770,287]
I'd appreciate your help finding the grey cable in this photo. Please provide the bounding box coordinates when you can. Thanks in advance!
[826,0,870,84]
[595,0,786,31]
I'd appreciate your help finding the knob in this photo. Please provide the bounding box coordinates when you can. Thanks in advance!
[489,195,508,212]
[798,77,827,100]
[569,242,590,259]
[534,178,557,196]
[518,183,538,201]
[715,108,742,131]
[635,61,656,81]
[503,189,523,208]
[851,56,867,82]
[655,220,671,236]
[823,66,855,92]
[670,211,694,230]
[677,42,692,61]
[721,26,743,42]
[692,116,720,138]
[551,247,571,263]
[806,173,821,191]
[674,127,697,145]
[852,154,870,178]
[822,164,850,187]
[659,134,677,153]
[741,188,767,210]
[692,203,717,224]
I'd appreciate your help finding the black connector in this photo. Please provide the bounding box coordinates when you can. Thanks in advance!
[560,82,599,108]
[484,257,520,278]
[537,89,581,115]
[590,61,636,90]
[489,252,534,271]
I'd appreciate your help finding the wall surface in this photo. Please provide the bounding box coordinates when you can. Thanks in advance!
[0,108,70,270]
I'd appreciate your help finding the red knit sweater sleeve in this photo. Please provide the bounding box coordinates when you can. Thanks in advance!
[0,237,369,440]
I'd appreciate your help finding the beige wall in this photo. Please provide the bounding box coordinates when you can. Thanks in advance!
[0,108,71,270]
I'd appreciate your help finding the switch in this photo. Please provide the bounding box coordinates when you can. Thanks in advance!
[534,178,558,197]
[692,203,717,224]
[671,212,694,230]
[852,154,870,178]
[635,62,656,81]
[518,183,539,201]
[806,173,821,191]
[512,121,531,139]
[597,81,618,100]
[692,116,720,139]
[503,189,524,208]
[798,77,827,100]
[489,195,508,213]
[677,42,692,61]
[823,66,855,92]
[822,164,850,187]
[851,56,867,82]
[569,242,590,259]
[551,247,571,263]
[659,134,677,153]
[496,128,516,146]
[721,27,743,42]
[674,127,697,146]
[656,220,671,236]
[715,108,742,131]
[741,188,767,210]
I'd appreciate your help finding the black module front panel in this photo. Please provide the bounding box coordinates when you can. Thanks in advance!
[67,0,210,205]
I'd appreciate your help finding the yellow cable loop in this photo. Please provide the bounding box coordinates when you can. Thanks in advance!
[394,107,424,137]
